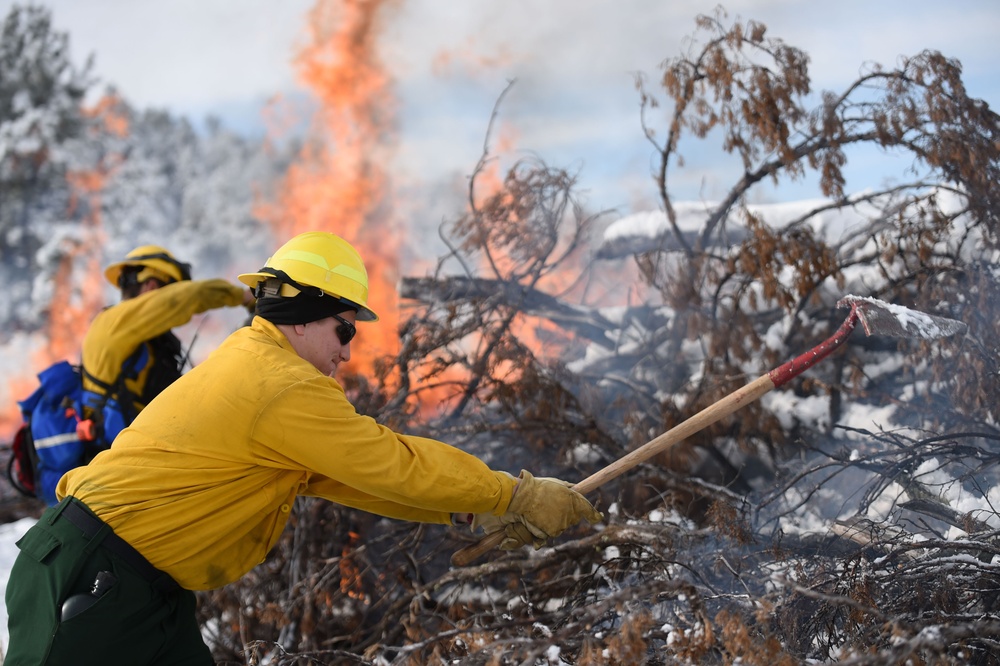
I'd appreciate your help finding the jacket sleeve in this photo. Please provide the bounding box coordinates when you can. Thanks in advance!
[250,376,517,520]
[100,279,245,344]
[300,478,454,524]
[81,279,246,388]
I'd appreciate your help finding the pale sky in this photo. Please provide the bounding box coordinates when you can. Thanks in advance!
[30,0,1000,215]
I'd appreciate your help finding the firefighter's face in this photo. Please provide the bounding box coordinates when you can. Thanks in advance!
[295,312,355,377]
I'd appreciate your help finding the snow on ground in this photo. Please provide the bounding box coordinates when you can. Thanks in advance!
[0,517,38,657]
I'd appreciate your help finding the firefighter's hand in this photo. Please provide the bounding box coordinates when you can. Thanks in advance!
[467,470,522,546]
[500,469,603,549]
[471,511,540,550]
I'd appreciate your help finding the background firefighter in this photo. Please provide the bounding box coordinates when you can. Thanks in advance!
[9,245,255,507]
[78,245,255,450]
[3,231,601,665]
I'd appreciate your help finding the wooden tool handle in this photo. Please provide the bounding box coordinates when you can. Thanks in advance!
[450,374,776,567]
[452,531,507,566]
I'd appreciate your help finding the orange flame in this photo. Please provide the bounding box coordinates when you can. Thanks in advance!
[252,1,641,420]
[0,375,36,442]
[257,0,401,382]
[339,530,367,602]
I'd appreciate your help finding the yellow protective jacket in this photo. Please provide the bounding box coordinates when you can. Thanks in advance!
[58,317,516,591]
[81,278,246,409]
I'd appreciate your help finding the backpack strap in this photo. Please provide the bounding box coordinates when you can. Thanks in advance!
[80,346,144,445]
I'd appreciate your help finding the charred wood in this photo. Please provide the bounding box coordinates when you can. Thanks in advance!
[400,275,619,348]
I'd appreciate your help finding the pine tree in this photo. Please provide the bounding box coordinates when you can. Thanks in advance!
[0,3,93,331]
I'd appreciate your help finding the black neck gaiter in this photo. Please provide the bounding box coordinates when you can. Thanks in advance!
[255,294,355,325]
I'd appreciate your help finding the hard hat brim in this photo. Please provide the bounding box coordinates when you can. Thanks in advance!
[238,271,379,322]
[104,262,128,287]
[105,251,188,287]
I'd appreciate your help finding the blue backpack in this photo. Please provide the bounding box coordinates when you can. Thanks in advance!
[11,361,88,505]
[8,358,139,505]
[7,332,186,504]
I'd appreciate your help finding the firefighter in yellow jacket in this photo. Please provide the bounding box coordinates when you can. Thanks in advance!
[4,231,602,665]
[78,245,254,450]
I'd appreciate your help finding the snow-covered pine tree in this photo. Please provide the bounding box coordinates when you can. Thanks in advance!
[0,3,93,331]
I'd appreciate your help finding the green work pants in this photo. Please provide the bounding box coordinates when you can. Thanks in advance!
[4,498,213,665]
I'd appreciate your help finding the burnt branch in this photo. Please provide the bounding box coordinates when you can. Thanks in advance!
[399,275,617,349]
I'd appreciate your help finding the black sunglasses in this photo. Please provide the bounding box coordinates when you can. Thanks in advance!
[331,313,357,345]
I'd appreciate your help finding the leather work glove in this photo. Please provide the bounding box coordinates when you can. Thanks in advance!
[457,511,512,537]
[472,511,540,550]
[499,469,603,550]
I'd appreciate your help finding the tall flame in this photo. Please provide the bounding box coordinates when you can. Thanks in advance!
[252,1,641,418]
[257,0,401,380]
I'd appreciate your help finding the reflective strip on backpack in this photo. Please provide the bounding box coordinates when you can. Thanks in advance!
[33,432,80,450]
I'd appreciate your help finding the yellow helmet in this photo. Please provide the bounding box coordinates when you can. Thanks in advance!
[238,232,378,322]
[104,245,192,287]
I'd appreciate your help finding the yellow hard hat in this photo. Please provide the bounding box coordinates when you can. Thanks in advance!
[238,232,378,322]
[104,245,192,287]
